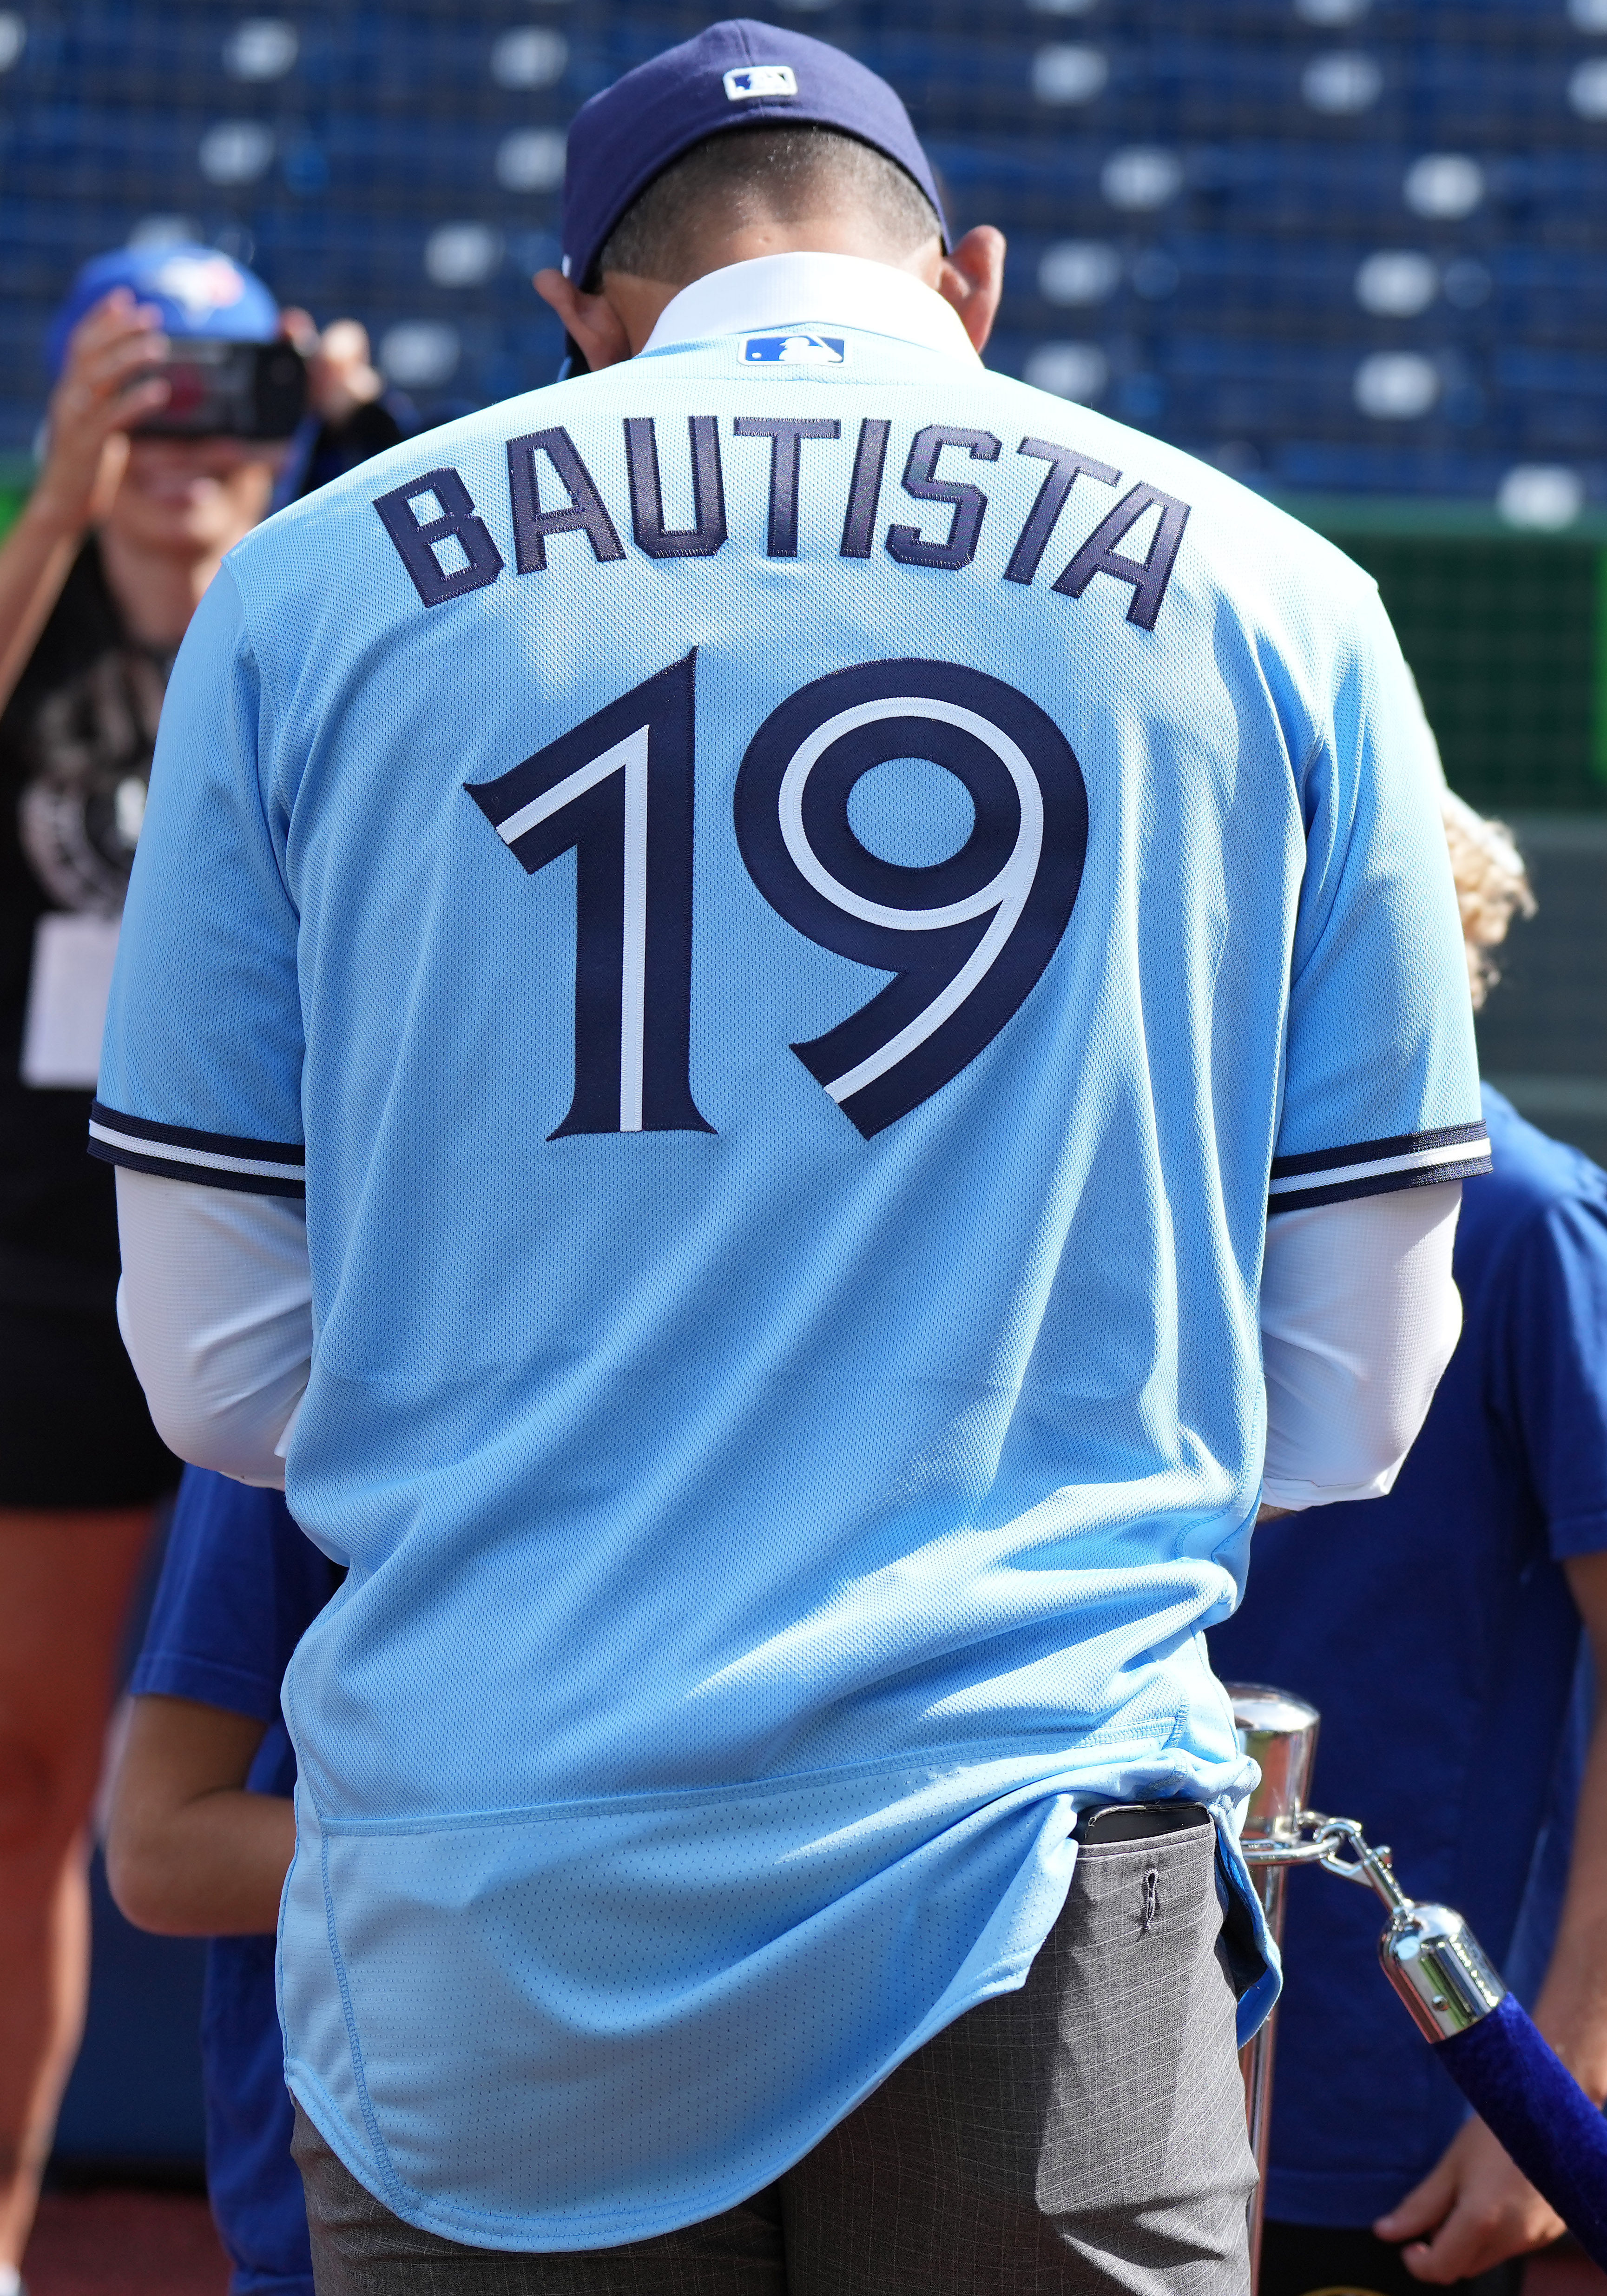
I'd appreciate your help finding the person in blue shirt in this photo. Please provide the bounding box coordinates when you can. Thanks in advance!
[105,1467,339,2296]
[95,21,1486,2291]
[1213,792,1607,2296]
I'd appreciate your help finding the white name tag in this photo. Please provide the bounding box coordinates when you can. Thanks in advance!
[20,911,121,1089]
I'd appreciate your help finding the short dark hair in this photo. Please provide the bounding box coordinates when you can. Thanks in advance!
[596,124,942,286]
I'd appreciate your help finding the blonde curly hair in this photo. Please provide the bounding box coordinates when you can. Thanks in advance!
[1441,788,1535,1011]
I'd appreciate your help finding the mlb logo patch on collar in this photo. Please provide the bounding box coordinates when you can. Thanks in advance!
[724,64,797,100]
[741,333,848,366]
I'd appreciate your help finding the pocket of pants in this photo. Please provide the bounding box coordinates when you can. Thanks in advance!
[1030,1825,1250,2215]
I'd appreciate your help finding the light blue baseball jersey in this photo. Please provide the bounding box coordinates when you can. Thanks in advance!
[96,289,1487,2250]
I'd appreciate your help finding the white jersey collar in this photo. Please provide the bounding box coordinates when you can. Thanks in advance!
[641,252,979,366]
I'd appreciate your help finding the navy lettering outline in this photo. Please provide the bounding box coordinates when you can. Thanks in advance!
[624,417,727,560]
[1053,482,1192,631]
[886,426,1001,573]
[465,654,713,1137]
[1003,440,1121,587]
[733,659,1087,1136]
[732,417,841,557]
[373,468,504,607]
[840,418,891,558]
[507,428,626,572]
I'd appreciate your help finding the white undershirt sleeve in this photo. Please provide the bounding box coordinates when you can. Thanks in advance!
[1259,1178,1462,1512]
[114,1167,1462,1509]
[115,1166,313,1489]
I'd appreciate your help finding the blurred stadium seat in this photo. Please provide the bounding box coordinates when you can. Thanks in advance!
[0,0,1602,1144]
[0,0,1603,510]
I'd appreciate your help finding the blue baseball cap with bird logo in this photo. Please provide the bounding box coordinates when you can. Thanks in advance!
[46,242,280,376]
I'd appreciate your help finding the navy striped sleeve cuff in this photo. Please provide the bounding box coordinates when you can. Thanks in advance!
[1268,1121,1491,1214]
[87,1101,306,1198]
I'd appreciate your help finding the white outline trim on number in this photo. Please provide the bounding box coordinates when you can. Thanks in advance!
[776,697,1044,1106]
[494,723,651,1132]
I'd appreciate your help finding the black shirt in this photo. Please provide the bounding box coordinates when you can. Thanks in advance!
[0,402,414,1314]
[0,537,170,1307]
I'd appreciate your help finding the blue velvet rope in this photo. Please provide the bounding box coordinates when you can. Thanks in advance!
[1434,1992,1607,2268]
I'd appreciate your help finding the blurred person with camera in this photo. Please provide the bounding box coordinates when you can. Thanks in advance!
[1214,792,1607,2296]
[0,241,406,2289]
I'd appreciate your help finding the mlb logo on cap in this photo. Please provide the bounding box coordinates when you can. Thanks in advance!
[724,64,797,101]
[742,333,847,364]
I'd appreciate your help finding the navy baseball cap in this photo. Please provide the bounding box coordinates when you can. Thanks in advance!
[561,19,949,290]
[46,242,279,376]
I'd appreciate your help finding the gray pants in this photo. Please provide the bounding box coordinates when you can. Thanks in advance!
[294,1819,1256,2295]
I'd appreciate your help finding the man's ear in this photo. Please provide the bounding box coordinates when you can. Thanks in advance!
[534,270,633,372]
[934,226,1006,356]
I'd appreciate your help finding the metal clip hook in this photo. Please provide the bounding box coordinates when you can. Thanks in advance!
[1239,1808,1508,2042]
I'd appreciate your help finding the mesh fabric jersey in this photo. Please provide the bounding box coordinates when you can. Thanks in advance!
[98,302,1483,2249]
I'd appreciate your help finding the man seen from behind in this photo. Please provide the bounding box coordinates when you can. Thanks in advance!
[99,24,1486,2292]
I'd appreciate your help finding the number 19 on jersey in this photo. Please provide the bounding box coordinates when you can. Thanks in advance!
[465,653,1087,1141]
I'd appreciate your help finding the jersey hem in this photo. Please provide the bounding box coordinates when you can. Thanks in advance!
[1268,1122,1491,1214]
[281,1769,1272,2253]
[88,1101,306,1197]
[1268,1152,1491,1214]
[1271,1118,1488,1176]
[283,1921,1058,2254]
[88,1138,308,1197]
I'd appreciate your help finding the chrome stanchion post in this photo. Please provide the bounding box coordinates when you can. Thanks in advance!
[1216,1715,1607,2272]
[1228,1684,1321,2294]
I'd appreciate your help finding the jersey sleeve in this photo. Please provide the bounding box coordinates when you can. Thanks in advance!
[129,1467,336,1719]
[1267,583,1490,1215]
[91,562,304,1198]
[1499,1191,1607,1560]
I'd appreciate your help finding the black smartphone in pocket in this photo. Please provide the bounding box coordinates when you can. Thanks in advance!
[1076,1801,1212,1845]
